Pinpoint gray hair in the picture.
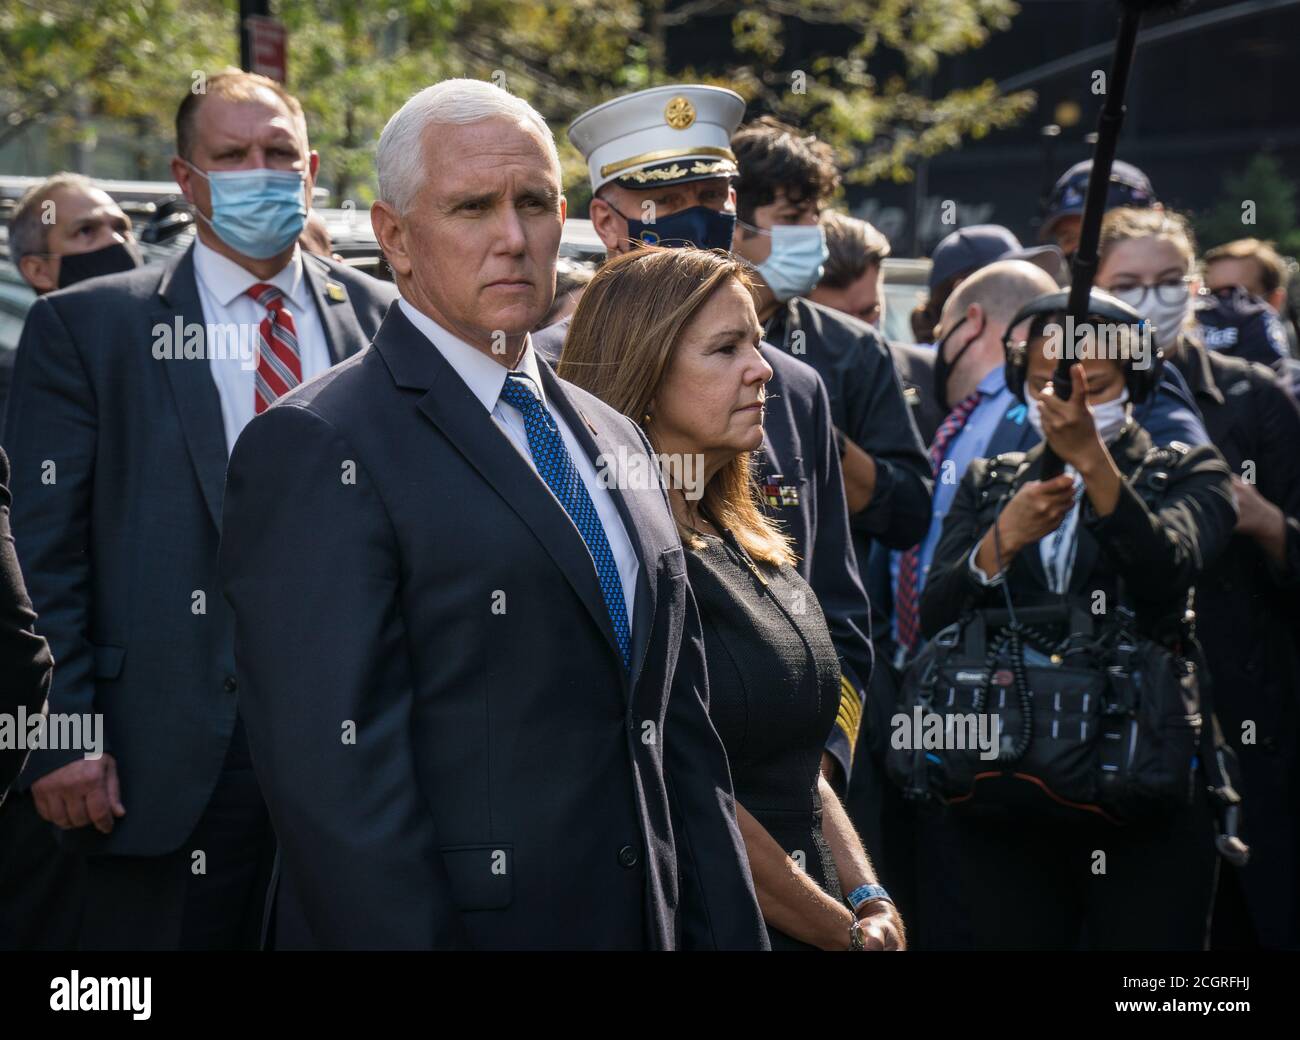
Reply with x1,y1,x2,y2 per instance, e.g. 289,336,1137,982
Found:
376,79,560,215
8,172,97,260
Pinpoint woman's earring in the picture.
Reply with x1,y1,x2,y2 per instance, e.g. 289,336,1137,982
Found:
642,411,652,425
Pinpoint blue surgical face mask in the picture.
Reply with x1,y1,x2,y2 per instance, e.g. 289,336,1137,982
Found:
612,203,736,252
185,160,307,260
739,220,829,301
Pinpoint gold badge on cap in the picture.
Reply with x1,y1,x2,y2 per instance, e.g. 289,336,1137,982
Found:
664,96,696,130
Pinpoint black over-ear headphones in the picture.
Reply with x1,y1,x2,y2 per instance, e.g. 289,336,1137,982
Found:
1002,289,1163,404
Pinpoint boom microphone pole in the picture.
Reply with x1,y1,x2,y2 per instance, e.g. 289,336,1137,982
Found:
1039,0,1185,481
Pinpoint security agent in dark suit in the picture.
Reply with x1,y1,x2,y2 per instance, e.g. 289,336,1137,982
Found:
1,70,395,950
538,84,875,787
219,79,766,950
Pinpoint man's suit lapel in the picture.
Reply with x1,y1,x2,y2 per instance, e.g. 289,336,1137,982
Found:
302,253,367,363
155,246,228,529
375,307,629,682
538,360,659,691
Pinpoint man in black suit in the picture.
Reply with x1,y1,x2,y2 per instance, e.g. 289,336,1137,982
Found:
218,78,766,950
1,70,394,950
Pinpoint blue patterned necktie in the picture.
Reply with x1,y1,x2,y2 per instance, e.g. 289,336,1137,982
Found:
499,372,631,668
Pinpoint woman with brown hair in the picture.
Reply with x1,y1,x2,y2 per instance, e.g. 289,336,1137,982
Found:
560,246,904,951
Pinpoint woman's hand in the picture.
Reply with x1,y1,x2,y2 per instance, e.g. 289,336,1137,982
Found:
996,475,1078,554
1037,363,1108,472
973,474,1075,578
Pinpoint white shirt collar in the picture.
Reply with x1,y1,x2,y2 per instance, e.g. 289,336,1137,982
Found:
397,296,544,413
192,238,311,310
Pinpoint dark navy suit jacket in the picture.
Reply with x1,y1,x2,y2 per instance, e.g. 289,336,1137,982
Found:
1,245,393,857
220,304,767,950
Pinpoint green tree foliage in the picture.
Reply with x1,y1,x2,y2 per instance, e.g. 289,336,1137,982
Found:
1197,154,1300,257
0,0,235,153
3,0,1034,208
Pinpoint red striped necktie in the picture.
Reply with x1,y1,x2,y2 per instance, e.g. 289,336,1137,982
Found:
247,282,303,414
894,390,981,655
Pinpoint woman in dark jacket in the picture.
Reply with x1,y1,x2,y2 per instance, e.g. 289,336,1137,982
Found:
919,291,1237,950
560,246,905,951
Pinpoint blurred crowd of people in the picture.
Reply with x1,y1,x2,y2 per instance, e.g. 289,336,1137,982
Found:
1,68,1296,952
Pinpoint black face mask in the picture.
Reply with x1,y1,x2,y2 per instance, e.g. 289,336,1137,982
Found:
932,314,983,411
56,240,143,289
607,202,737,252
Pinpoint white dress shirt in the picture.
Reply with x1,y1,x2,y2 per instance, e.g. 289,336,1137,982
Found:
193,239,334,454
398,297,640,628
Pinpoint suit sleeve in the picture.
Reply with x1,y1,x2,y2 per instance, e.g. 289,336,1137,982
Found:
845,330,933,549
219,404,467,949
661,577,769,950
1,297,101,783
806,371,873,783
0,449,54,796
1082,444,1236,597
1248,366,1300,588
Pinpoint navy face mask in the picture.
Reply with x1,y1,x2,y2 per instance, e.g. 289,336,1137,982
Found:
610,203,736,252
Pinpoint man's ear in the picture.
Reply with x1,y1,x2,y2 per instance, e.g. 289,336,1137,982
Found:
19,254,57,294
589,196,627,255
308,150,320,180
1268,287,1288,313
370,200,411,279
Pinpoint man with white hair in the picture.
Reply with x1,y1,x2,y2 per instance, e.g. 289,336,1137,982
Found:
219,79,767,950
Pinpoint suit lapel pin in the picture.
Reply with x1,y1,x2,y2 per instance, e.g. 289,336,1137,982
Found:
580,410,599,437
325,282,347,303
